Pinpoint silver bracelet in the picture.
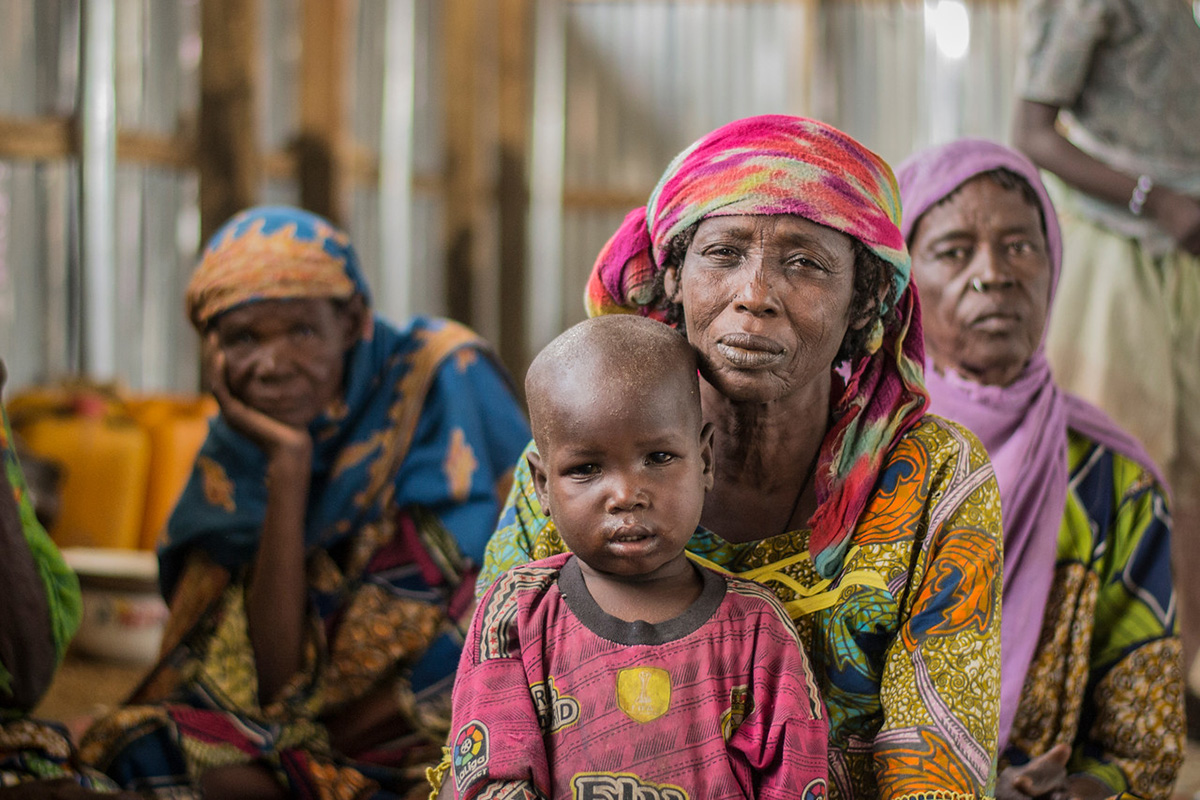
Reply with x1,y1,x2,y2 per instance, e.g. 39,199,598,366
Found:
1128,174,1154,216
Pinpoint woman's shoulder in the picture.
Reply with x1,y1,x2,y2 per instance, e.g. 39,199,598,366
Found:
890,413,995,476
1065,427,1167,505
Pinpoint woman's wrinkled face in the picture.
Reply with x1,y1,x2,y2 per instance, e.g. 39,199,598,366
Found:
666,214,859,404
910,176,1051,388
214,297,359,427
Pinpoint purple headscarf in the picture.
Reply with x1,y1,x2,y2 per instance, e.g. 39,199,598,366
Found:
896,139,1166,751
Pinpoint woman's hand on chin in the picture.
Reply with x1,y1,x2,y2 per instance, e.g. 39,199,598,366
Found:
205,333,312,461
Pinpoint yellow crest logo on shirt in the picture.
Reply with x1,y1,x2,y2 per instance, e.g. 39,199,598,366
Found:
616,667,671,723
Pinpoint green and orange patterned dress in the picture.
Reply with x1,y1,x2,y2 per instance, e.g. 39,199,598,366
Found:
475,416,1003,800
1004,430,1183,799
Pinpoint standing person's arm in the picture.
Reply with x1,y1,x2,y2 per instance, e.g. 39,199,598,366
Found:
206,343,312,706
1012,101,1200,254
1011,0,1200,254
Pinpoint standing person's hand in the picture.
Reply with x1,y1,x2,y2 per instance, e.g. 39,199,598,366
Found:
1146,188,1200,255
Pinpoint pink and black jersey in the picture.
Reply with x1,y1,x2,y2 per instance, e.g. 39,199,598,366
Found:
449,552,828,800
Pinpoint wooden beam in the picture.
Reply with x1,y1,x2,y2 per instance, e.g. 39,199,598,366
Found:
441,0,493,330
199,0,261,242
298,0,352,225
562,187,652,210
0,117,74,161
116,131,195,169
496,0,535,379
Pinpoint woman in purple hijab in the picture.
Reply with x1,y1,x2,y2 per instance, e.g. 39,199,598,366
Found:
897,140,1182,800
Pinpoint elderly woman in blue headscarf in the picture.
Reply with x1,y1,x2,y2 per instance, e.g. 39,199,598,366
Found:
80,207,531,800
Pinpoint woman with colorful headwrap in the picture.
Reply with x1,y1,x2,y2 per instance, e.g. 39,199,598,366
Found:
897,139,1182,800
78,207,531,799
431,115,1003,800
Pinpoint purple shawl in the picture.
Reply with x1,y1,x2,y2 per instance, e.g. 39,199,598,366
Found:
896,139,1166,750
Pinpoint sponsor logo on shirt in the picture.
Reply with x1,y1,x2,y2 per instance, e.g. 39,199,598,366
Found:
616,667,671,723
803,778,827,800
530,675,581,733
452,720,490,792
571,772,689,800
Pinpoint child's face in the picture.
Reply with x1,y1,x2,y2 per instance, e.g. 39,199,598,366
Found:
528,379,714,581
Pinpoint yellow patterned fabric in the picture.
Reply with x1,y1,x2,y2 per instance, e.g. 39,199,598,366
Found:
1005,430,1183,799
474,416,1003,800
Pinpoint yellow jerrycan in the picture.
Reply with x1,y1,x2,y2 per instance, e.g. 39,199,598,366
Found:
15,391,151,550
127,395,217,550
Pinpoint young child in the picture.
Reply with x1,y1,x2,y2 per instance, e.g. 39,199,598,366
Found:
447,315,828,800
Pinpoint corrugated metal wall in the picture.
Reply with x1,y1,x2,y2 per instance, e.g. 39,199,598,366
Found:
542,0,1020,345
0,0,1020,393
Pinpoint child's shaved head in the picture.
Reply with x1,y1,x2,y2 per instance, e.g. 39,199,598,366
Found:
526,316,700,451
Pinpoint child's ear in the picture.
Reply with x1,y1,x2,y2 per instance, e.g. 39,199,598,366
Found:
699,423,715,492
527,449,552,517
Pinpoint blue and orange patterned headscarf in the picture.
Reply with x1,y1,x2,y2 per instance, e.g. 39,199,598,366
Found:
186,206,371,331
586,115,928,578
163,207,530,598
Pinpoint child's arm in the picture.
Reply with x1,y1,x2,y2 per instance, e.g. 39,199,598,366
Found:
727,594,829,799
447,576,554,800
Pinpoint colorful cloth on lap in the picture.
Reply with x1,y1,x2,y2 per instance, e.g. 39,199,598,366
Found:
1,718,125,790
1005,430,1183,799
450,553,827,800
583,115,928,580
82,506,487,799
475,416,1002,800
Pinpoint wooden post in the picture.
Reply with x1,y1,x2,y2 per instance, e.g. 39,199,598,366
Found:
199,0,260,243
441,0,503,343
298,0,352,225
496,0,535,380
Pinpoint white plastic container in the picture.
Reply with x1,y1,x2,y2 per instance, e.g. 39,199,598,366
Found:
60,547,168,664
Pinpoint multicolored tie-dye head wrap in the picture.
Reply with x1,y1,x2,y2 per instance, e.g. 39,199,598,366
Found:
185,206,371,330
585,115,928,578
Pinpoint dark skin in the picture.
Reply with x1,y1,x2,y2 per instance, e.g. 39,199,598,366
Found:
0,358,58,714
663,214,867,542
1013,100,1200,255
525,326,715,623
199,295,366,800
911,176,1051,388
